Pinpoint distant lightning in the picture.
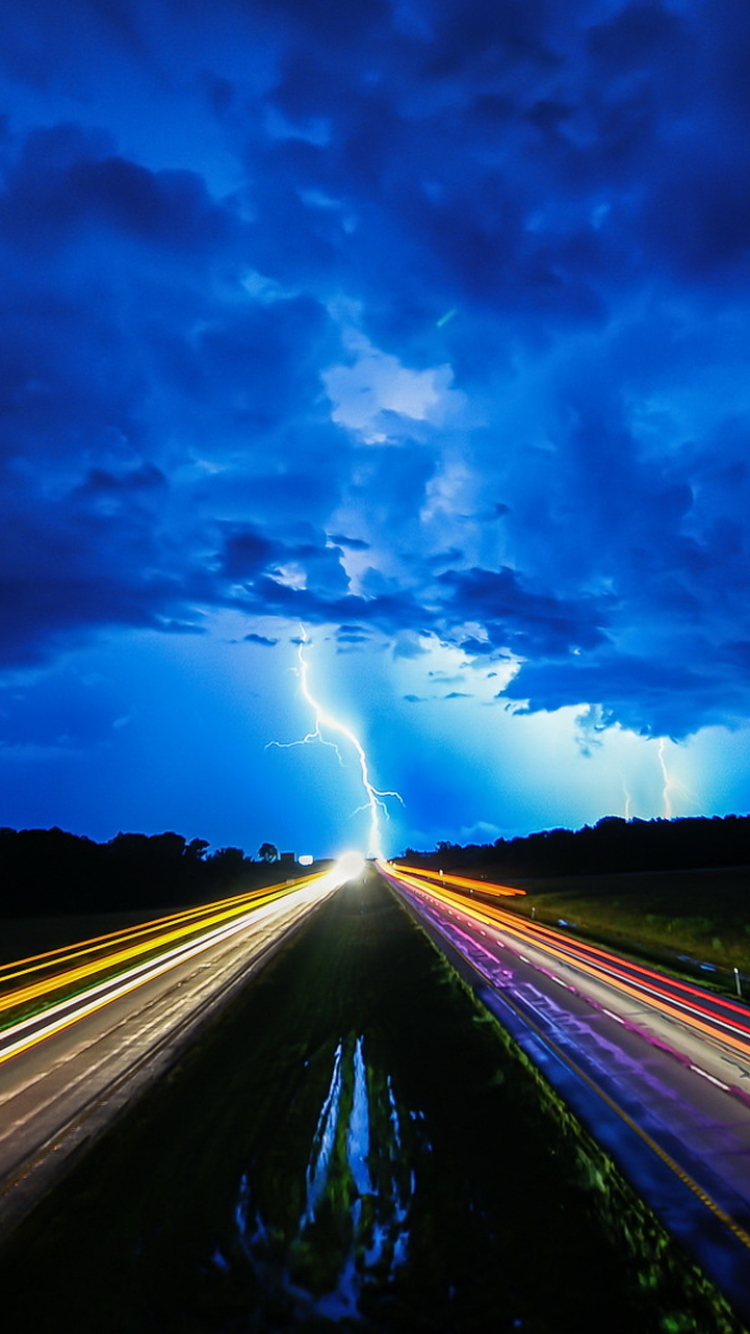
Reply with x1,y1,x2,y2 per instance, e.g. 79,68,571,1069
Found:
268,631,403,858
657,738,674,818
655,737,702,819
623,786,632,820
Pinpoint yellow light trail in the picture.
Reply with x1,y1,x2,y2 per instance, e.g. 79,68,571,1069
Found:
381,862,750,1062
381,863,750,1265
0,901,270,1067
396,864,525,898
0,878,307,987
0,874,324,1021
0,872,330,1045
0,857,360,1066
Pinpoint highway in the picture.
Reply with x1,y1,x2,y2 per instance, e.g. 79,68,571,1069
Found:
0,863,350,1237
380,860,750,1322
5,850,750,1318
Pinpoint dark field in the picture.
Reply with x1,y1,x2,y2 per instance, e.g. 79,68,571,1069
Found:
0,908,171,966
457,864,750,979
0,871,743,1333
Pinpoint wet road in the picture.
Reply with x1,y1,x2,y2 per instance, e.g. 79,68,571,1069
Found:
0,870,342,1237
380,860,750,1322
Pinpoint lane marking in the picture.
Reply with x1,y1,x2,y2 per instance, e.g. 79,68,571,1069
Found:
493,984,750,1253
602,1008,625,1025
690,1064,731,1092
0,899,325,1222
385,875,750,1256
389,870,750,1057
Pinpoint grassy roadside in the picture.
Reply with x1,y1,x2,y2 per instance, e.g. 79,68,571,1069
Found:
445,863,750,981
0,869,744,1333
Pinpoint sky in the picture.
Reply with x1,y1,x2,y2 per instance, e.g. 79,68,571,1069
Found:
1,0,749,860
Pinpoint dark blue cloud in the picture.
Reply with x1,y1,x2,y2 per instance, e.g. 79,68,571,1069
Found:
243,632,278,647
501,646,750,741
437,567,609,656
327,534,370,550
0,0,748,760
459,637,499,657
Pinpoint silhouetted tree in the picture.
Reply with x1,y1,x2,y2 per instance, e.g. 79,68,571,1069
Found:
258,842,279,863
185,838,210,861
0,828,291,918
206,846,247,883
401,815,750,878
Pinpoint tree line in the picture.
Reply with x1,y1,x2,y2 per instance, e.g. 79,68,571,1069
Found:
401,815,750,879
0,828,290,920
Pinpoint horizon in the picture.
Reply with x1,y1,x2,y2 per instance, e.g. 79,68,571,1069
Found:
3,808,746,868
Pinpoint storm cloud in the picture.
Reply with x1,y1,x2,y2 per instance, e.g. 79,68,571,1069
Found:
0,0,748,753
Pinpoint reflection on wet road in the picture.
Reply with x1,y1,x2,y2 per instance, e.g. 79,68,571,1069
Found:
224,1033,419,1322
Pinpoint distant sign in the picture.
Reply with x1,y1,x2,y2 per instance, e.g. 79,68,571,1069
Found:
298,854,314,866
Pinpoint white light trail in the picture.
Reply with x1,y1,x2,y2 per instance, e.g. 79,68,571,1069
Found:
269,632,403,858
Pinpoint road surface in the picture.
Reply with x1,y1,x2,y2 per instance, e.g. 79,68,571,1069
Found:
0,868,344,1237
380,860,750,1322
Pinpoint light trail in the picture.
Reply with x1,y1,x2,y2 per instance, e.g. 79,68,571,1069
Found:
0,902,273,1068
383,862,750,1061
380,861,750,1316
401,865,525,898
0,857,363,1057
0,880,304,988
270,632,403,858
0,876,322,1024
436,307,457,328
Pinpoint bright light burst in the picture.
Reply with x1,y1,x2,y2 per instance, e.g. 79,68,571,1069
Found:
333,850,367,883
269,631,403,858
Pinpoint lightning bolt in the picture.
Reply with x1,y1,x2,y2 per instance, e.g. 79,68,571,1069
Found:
655,737,702,819
623,786,632,820
657,738,674,819
268,631,403,858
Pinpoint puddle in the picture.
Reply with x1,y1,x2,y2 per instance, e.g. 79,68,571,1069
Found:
217,1033,423,1323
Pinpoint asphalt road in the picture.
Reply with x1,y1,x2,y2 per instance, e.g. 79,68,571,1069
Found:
0,873,340,1238
380,861,750,1322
